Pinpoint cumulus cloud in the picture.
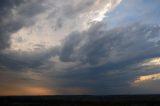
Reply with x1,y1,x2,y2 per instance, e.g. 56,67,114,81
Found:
0,0,46,51
7,0,121,53
39,23,160,94
60,23,160,66
1,0,160,95
2,21,160,94
0,0,123,95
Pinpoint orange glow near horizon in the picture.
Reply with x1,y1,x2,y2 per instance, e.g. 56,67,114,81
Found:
23,86,55,95
0,86,56,96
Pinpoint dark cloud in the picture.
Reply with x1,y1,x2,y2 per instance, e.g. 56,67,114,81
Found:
1,0,160,95
60,23,160,65
0,0,49,70
60,31,82,62
0,46,60,71
0,0,45,50
0,0,26,50
55,22,160,94
18,0,45,17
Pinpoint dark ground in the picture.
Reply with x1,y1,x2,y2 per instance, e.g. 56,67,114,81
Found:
0,95,160,106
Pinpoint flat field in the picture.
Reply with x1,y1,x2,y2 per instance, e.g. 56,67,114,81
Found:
0,95,160,106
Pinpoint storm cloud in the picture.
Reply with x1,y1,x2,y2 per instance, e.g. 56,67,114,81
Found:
0,0,46,50
0,0,160,95
49,22,160,94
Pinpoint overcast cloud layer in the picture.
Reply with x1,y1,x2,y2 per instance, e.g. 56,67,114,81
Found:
0,0,160,95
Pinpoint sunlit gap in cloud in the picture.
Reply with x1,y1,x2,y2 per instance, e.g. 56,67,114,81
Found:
141,57,160,66
90,0,122,22
134,73,160,84
133,57,160,84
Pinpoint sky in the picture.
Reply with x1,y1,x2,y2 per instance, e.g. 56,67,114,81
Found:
0,0,160,95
